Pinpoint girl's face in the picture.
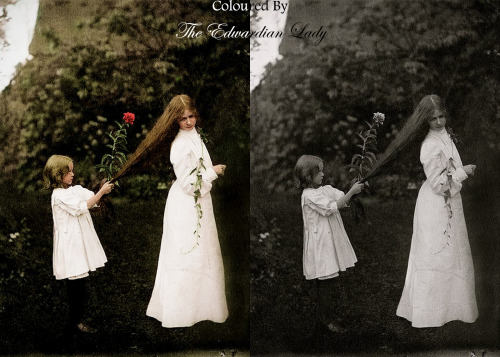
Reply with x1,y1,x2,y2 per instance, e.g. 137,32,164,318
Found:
178,109,197,131
429,109,447,131
311,162,324,188
62,162,74,188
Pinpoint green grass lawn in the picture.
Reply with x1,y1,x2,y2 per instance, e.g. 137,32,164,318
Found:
250,189,499,355
1,184,497,355
0,186,249,355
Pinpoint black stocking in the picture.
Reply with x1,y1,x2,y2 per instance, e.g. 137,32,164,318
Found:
66,278,87,327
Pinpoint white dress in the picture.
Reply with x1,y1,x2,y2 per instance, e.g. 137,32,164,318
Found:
51,185,107,280
396,128,478,327
146,128,228,327
301,185,357,280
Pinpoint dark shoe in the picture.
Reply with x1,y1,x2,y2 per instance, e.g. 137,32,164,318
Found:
76,322,97,333
325,322,346,333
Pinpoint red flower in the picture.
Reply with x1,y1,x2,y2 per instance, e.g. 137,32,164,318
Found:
123,112,135,125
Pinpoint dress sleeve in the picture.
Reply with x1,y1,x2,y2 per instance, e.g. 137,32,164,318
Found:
73,185,98,208
304,186,340,216
421,140,467,197
330,187,345,201
54,187,89,216
171,139,218,197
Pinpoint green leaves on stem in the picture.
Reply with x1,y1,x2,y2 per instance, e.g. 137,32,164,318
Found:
183,130,209,254
95,120,131,183
347,112,385,181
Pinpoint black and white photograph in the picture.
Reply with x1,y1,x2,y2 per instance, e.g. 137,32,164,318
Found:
251,0,500,356
0,0,249,355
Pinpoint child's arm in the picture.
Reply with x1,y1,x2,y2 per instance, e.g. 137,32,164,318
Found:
336,181,363,209
87,181,113,209
305,183,363,216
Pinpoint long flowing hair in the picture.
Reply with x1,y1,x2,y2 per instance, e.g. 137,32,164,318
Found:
112,94,199,182
362,94,448,181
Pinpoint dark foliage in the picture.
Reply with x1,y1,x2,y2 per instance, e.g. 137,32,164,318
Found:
0,186,249,354
1,0,249,195
251,0,500,192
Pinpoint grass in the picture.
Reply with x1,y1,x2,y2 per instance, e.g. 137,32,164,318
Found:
0,185,249,355
1,182,498,356
250,189,500,355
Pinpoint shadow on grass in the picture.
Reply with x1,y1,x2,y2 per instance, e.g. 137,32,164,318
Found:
0,185,249,355
250,189,499,355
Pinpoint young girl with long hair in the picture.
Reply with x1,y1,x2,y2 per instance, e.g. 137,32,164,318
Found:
143,95,229,327
385,95,478,327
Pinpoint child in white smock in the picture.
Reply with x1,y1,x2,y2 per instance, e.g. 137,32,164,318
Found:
43,154,114,333
294,154,363,333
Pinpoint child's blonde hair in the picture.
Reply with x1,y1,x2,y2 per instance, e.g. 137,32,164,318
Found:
294,155,323,189
43,155,73,189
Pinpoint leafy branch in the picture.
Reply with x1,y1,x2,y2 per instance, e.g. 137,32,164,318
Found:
432,157,456,255
95,112,135,183
182,129,209,254
347,112,385,181
345,112,385,222
431,127,460,255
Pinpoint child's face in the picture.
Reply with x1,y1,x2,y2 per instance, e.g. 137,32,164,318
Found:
62,162,74,187
429,109,446,131
311,162,324,187
178,109,197,131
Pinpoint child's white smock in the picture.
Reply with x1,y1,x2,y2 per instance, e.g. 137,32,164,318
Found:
51,185,107,280
301,185,357,280
146,128,228,328
396,128,478,327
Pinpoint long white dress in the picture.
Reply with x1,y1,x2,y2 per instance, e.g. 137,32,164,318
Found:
396,128,478,327
51,185,107,280
146,128,228,327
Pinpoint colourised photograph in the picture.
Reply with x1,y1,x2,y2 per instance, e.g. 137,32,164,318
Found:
0,0,249,355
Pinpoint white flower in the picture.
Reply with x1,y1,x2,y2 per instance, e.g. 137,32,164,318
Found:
373,112,385,125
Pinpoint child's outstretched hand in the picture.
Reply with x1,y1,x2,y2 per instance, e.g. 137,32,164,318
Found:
88,180,114,209
349,181,364,195
100,180,114,195
337,181,364,209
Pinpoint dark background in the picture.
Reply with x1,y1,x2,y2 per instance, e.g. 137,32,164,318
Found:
251,0,500,355
0,0,250,354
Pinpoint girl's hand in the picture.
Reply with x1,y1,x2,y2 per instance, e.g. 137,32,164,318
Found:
214,164,226,176
337,181,364,209
349,181,364,195
87,181,113,209
100,181,114,195
463,164,476,176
